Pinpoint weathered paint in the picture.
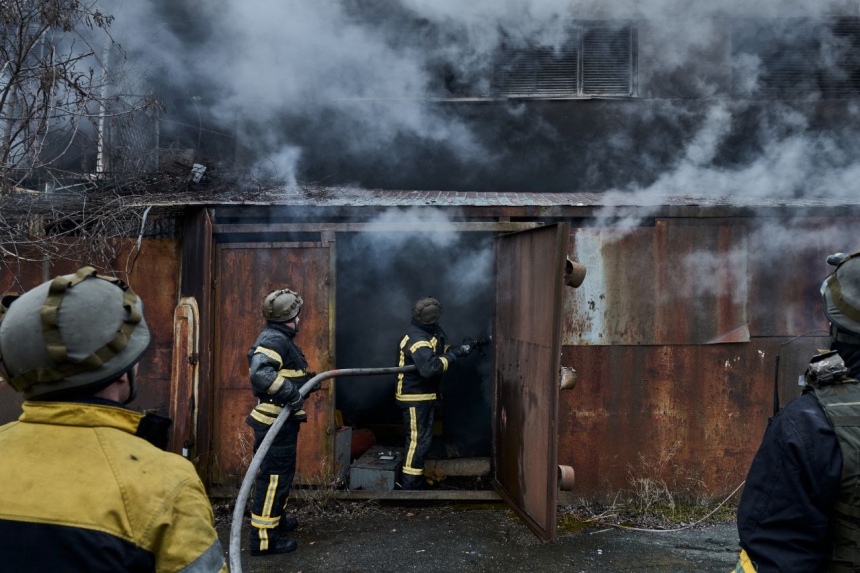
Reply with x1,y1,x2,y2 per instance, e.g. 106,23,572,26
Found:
212,242,334,487
557,332,835,499
494,224,568,542
180,208,214,481
565,221,749,345
0,239,181,422
169,297,199,457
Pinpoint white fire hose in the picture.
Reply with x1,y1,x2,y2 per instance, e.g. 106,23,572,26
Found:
228,365,417,572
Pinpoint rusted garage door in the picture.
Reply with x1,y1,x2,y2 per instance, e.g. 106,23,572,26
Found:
213,242,334,486
493,223,569,542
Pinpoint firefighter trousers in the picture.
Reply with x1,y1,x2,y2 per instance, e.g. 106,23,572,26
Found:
247,417,301,551
400,403,434,490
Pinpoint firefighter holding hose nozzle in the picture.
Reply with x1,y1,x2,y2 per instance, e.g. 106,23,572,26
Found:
395,296,474,490
245,288,320,556
733,250,860,572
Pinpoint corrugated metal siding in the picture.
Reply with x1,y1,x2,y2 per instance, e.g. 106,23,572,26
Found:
558,342,779,496
564,221,748,345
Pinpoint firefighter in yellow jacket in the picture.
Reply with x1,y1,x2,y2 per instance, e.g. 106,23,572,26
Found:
0,267,225,573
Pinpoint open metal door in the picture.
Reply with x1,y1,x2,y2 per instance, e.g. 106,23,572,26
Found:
493,223,569,542
213,241,335,486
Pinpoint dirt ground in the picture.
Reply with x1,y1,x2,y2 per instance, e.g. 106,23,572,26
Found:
216,502,740,573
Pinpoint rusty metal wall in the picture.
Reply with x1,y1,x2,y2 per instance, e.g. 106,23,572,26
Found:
213,242,334,488
565,221,750,345
494,224,568,542
0,239,181,423
558,217,860,498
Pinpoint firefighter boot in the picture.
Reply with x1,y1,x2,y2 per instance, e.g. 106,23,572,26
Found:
279,516,298,535
249,536,297,557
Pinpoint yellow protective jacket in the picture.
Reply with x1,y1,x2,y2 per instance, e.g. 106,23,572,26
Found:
0,401,227,573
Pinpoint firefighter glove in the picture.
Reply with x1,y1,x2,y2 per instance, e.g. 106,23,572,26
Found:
290,395,304,412
450,344,472,358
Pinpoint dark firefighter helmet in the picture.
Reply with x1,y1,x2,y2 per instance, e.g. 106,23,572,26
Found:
263,288,303,322
822,251,860,336
0,267,151,401
412,296,443,325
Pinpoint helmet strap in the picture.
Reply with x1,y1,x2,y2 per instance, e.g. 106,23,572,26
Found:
123,366,138,405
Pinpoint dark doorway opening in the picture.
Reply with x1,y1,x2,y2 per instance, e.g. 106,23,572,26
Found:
334,231,495,475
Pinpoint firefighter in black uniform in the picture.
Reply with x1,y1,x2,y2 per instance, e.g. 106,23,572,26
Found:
733,250,860,573
245,288,318,556
396,297,472,490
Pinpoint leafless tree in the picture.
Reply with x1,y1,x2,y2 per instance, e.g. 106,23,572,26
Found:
0,0,167,283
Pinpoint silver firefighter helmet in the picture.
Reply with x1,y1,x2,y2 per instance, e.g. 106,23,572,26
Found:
0,267,151,400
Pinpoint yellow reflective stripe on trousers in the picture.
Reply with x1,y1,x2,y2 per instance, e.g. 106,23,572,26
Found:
254,346,283,368
396,393,437,402
732,550,757,573
262,474,279,520
250,513,280,528
403,407,422,475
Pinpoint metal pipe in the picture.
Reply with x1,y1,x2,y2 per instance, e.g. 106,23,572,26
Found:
228,365,417,573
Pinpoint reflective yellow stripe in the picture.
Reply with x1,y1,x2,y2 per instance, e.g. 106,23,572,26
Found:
403,466,423,476
396,393,437,402
410,340,433,353
405,407,418,470
279,368,305,378
398,336,408,395
266,374,285,395
260,528,268,550
250,513,281,528
439,356,449,372
256,403,283,415
254,346,283,368
733,550,757,573
262,475,279,517
430,336,438,351
250,410,276,425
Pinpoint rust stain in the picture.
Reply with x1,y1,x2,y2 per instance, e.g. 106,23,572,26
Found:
213,243,334,486
558,342,782,498
494,224,567,542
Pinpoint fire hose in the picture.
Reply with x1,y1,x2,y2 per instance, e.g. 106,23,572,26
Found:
228,365,417,573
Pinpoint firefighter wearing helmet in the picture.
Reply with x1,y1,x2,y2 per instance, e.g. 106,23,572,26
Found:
733,251,860,572
395,296,472,490
245,288,319,556
0,267,225,572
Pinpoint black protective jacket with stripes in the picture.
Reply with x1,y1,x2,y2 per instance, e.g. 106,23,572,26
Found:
247,321,311,421
396,319,455,405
